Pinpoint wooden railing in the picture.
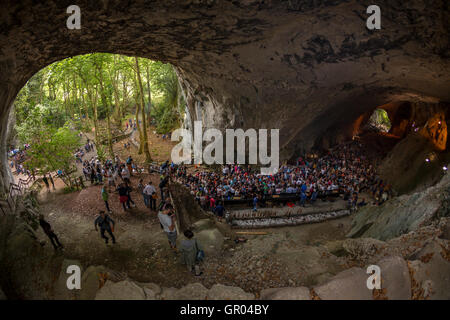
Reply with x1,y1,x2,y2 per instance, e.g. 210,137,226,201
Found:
0,174,41,215
0,182,23,215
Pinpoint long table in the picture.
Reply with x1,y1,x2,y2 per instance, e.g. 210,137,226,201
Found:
222,190,341,207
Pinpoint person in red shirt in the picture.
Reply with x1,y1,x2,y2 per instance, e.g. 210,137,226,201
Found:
209,197,216,211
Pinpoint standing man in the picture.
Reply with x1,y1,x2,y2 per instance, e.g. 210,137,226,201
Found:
252,194,258,212
138,179,146,206
144,181,157,210
158,203,177,250
101,185,112,213
126,155,133,176
121,165,131,185
39,214,63,250
159,175,169,201
42,174,50,192
49,174,56,190
94,211,116,244
214,201,225,222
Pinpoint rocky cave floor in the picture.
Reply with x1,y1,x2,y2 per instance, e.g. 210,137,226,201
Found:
34,174,450,299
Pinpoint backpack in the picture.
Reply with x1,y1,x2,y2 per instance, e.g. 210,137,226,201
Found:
195,240,205,262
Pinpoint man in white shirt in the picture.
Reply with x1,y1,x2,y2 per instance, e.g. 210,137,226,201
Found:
158,204,177,249
143,181,157,210
121,166,131,185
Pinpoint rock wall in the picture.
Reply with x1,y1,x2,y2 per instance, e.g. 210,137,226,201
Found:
1,0,450,191
348,169,450,241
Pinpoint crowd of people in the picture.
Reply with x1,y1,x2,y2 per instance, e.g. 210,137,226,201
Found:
75,140,95,163
37,136,394,279
172,141,392,212
8,144,32,176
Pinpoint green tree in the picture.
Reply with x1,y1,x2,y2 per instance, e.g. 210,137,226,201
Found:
24,124,81,187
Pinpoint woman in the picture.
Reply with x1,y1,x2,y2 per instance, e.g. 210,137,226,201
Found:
180,230,203,276
117,183,130,211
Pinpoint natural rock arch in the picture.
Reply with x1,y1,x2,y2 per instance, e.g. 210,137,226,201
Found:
1,0,450,192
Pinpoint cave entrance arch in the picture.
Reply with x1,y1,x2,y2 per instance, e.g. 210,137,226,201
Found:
1,1,450,194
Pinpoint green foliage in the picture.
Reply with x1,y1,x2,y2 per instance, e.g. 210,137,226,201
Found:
24,124,81,176
16,102,66,144
369,109,391,132
13,53,185,174
149,63,185,133
96,144,107,163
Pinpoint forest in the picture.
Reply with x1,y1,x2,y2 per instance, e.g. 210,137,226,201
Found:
11,53,185,180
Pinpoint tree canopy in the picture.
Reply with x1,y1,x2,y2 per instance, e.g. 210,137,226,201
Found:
12,53,185,169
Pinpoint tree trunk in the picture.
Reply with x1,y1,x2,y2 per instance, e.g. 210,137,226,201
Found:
134,88,143,155
96,66,114,159
145,64,152,123
134,57,152,163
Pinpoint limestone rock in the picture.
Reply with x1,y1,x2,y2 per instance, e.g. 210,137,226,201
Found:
407,240,450,300
195,228,224,256
207,284,255,300
1,1,450,192
343,238,386,261
79,265,108,300
159,287,179,300
172,283,209,300
348,173,450,241
139,282,162,296
53,259,82,300
95,280,146,300
313,267,373,300
260,287,311,300
377,256,411,300
143,288,157,300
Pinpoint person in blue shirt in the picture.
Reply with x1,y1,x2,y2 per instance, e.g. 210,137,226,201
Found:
299,192,307,207
215,202,225,221
253,195,258,211
301,183,307,194
94,211,116,244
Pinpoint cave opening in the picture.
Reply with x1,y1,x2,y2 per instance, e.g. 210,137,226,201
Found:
7,53,184,193
367,108,391,133
0,0,449,301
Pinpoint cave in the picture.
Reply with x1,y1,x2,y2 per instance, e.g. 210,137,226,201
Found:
1,0,450,302
1,0,450,192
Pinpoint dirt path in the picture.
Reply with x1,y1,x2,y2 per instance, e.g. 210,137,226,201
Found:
38,171,355,294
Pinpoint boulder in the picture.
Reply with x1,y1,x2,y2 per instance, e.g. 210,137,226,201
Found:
343,238,386,261
207,284,254,300
324,240,345,255
159,287,179,300
79,265,108,300
171,283,209,300
53,259,82,300
407,240,450,300
377,256,411,300
195,228,224,256
313,267,373,300
143,287,157,300
95,280,146,300
260,287,311,300
191,219,216,232
139,282,162,296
